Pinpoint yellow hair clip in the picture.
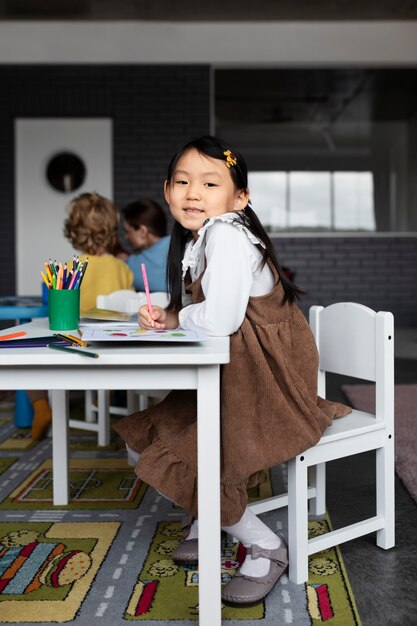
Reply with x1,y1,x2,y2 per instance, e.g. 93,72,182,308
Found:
223,150,237,168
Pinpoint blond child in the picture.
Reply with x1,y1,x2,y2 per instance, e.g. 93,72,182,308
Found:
64,192,134,311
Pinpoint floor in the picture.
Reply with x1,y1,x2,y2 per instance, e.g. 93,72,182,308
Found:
1,328,416,624
324,328,417,625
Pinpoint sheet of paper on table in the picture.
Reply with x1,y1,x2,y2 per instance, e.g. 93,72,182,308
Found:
80,327,206,342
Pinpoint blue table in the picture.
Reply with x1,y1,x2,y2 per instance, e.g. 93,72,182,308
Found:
0,296,48,426
0,296,48,324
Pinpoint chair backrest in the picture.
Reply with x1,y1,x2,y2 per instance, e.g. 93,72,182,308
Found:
96,290,169,315
309,302,394,424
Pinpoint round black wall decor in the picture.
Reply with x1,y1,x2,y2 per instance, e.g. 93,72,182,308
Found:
46,152,86,193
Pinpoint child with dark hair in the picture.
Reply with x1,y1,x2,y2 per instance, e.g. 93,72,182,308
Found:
114,136,350,605
122,198,170,292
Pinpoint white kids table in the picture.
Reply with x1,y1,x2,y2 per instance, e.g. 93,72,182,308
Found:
0,317,230,626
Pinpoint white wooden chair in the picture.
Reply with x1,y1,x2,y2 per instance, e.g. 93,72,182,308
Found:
70,290,170,445
81,387,169,446
70,389,142,446
96,289,170,315
248,302,395,583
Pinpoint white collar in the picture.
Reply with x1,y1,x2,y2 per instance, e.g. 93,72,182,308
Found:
182,211,264,277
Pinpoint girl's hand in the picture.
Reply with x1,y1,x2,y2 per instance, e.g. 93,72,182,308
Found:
138,305,180,330
138,305,166,330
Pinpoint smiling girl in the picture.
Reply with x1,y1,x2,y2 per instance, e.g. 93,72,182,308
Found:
114,136,350,605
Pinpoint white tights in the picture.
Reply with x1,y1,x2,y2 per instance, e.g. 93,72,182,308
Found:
126,446,279,577
184,511,280,577
126,444,139,467
222,509,281,577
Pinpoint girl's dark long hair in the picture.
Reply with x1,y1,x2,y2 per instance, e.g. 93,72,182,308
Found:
165,135,303,311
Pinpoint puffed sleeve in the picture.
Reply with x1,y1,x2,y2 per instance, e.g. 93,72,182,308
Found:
178,221,255,336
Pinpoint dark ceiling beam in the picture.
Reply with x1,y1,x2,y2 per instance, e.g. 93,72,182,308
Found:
1,0,417,21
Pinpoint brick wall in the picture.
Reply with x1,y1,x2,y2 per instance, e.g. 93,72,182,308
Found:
0,65,416,327
0,64,210,295
272,235,417,326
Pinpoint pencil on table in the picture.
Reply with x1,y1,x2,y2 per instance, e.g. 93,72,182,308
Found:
54,333,88,347
48,344,99,359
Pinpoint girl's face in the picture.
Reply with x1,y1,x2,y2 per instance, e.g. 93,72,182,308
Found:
164,148,249,239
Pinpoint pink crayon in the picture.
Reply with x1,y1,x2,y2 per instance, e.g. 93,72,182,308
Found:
141,263,154,327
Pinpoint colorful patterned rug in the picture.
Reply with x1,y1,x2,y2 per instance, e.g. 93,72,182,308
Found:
0,397,361,625
0,521,120,623
0,457,16,476
0,427,37,451
0,458,148,511
124,517,360,623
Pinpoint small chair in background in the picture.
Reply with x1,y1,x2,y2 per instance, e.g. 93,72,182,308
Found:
70,290,170,445
96,289,169,315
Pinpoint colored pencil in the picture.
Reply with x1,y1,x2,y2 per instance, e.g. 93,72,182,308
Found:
141,263,154,327
0,331,27,341
67,268,80,289
54,333,88,347
72,265,84,289
49,259,57,278
65,270,73,289
41,271,51,289
41,257,88,289
48,344,99,359
44,262,53,284
77,259,88,287
57,264,63,289
66,333,87,346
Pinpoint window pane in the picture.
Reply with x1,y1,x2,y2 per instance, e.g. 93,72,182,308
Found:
248,170,374,232
289,172,331,230
334,172,375,231
248,172,287,230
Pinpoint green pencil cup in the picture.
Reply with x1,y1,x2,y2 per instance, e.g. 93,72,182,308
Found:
48,289,80,331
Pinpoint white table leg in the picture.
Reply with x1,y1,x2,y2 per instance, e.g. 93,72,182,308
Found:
197,365,221,626
97,389,110,446
51,389,69,505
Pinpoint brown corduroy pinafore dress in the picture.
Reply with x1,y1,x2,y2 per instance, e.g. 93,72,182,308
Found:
113,267,351,525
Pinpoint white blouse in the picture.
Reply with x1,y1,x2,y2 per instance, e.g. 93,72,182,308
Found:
178,213,275,336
